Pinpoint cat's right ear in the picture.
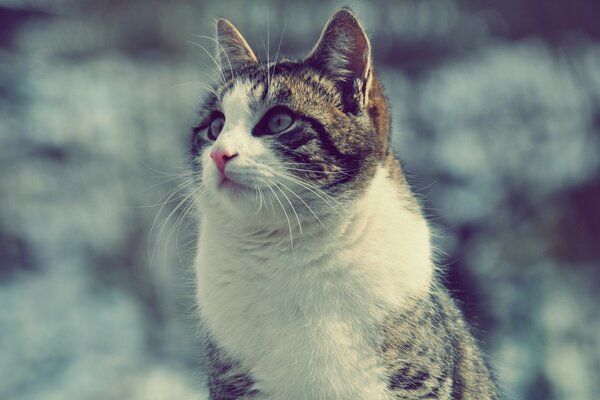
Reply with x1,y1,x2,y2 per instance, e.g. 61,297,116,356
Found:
306,8,372,113
216,19,258,80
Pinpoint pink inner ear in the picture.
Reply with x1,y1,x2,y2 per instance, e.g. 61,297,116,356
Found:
308,9,371,82
342,28,370,78
216,19,258,78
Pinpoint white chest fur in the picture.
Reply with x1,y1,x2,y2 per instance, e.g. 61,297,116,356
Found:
195,167,433,399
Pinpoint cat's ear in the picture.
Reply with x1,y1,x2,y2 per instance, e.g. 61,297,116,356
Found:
307,8,372,111
216,18,258,79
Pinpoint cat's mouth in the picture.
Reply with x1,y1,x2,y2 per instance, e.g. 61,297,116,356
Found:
217,176,254,193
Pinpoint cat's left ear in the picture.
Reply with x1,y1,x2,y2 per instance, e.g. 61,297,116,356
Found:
307,8,372,112
216,18,258,80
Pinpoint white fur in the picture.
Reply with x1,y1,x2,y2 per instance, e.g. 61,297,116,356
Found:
194,82,433,399
196,176,432,399
200,81,280,214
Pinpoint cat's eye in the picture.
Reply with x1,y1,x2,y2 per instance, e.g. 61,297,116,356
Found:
252,107,297,137
266,111,294,134
208,115,225,140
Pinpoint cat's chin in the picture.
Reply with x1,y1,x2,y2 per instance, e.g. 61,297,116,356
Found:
203,181,263,216
217,176,254,194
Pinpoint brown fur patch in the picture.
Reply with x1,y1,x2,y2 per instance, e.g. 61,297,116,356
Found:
380,285,499,399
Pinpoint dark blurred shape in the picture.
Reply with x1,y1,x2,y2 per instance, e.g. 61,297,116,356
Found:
0,232,34,278
0,5,50,49
545,178,600,264
463,0,600,42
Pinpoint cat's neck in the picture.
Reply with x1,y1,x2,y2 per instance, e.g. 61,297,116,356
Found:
198,164,433,299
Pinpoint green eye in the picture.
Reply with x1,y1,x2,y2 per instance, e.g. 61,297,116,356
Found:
208,116,225,140
267,111,294,134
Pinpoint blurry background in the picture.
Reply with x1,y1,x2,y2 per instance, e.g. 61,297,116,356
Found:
1,0,599,399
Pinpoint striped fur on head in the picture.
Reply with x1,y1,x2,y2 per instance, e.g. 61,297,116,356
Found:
191,8,391,214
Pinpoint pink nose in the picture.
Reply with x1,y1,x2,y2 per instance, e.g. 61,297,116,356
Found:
210,149,238,174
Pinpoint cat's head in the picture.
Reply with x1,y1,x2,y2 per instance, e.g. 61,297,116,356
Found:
191,8,390,219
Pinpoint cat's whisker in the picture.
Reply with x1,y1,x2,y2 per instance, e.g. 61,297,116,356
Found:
145,169,196,180
267,12,270,100
146,182,194,250
162,186,203,274
192,34,235,81
148,182,189,263
131,178,194,210
151,181,202,266
134,186,195,210
279,161,357,178
265,181,295,256
143,173,197,193
187,40,227,84
151,183,195,236
274,183,302,235
286,174,344,207
275,172,342,208
174,188,202,259
165,191,196,270
257,15,273,101
273,170,346,215
275,178,330,233
141,161,195,177
175,80,221,97
250,177,263,216
270,20,287,85
251,182,260,215
145,178,196,210
257,177,277,214
281,166,351,178
256,184,264,216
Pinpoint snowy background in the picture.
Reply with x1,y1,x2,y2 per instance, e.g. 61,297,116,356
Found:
1,1,599,399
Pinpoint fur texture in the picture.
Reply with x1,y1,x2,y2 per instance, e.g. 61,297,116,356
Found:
190,8,498,400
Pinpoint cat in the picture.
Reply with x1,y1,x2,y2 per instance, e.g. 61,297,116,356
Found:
190,7,498,400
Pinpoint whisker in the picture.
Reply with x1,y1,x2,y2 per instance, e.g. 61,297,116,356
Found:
275,178,330,233
278,161,357,178
187,40,226,84
143,174,196,193
271,20,287,85
257,177,276,214
266,182,295,256
144,178,196,209
166,190,198,270
274,171,345,212
267,11,270,99
275,183,302,235
175,80,221,97
151,182,203,266
250,177,263,216
281,167,349,177
141,161,194,177
243,158,353,177
192,34,235,81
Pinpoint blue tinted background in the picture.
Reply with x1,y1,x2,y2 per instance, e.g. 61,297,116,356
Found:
1,1,599,399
